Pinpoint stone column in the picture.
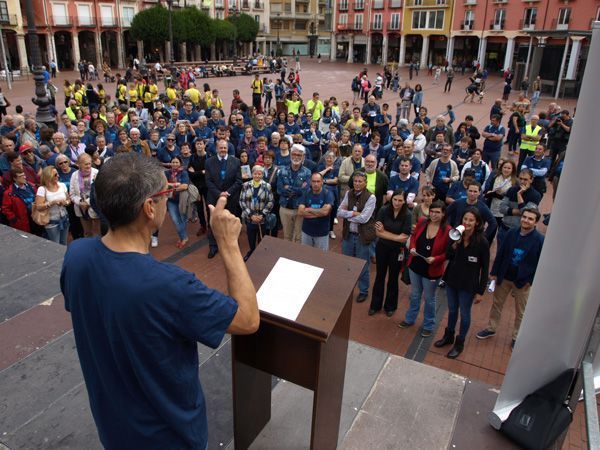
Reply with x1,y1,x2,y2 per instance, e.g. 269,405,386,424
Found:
347,35,354,63
116,32,125,69
399,34,406,66
48,33,59,72
165,42,171,62
566,36,584,80
210,43,216,61
136,40,143,60
180,42,187,62
528,39,544,81
382,35,388,66
195,44,202,61
72,33,81,69
16,34,27,71
445,36,454,65
503,37,515,71
330,32,336,61
366,34,372,65
420,35,429,68
96,32,103,68
477,36,487,68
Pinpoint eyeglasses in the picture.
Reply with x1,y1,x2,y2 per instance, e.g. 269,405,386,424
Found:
150,188,175,199
58,161,70,165
166,138,175,141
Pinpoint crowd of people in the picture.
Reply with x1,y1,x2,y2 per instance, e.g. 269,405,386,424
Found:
0,58,571,359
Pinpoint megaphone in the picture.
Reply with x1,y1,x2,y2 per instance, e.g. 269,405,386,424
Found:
449,225,465,241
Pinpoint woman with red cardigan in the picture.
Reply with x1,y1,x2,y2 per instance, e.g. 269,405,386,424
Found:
398,200,450,337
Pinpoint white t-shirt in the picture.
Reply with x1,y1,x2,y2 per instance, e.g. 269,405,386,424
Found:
37,183,69,221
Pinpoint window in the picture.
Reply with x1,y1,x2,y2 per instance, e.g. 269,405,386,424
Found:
0,1,8,22
373,0,384,8
339,13,348,25
390,0,402,6
340,0,348,10
355,0,364,9
493,9,505,27
122,6,135,27
354,13,363,29
412,10,443,29
373,13,382,29
215,0,224,8
100,5,113,26
52,3,69,25
390,12,400,29
77,4,92,26
464,10,474,26
557,8,570,25
524,8,536,27
436,0,446,5
413,0,423,5
216,10,223,18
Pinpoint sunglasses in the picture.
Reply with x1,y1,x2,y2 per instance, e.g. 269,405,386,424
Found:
166,138,175,141
150,187,176,199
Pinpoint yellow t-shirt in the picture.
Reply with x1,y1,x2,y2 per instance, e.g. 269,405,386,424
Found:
366,172,376,194
128,89,138,103
118,85,127,102
185,88,201,105
73,90,83,105
149,84,159,101
306,99,324,121
285,99,301,115
64,85,73,98
251,79,263,95
166,87,177,104
345,118,365,134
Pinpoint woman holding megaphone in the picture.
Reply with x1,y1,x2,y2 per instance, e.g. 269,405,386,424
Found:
435,207,490,359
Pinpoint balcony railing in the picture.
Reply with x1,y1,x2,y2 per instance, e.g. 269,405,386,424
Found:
270,4,292,15
0,14,17,26
460,20,474,30
390,0,402,6
489,19,504,30
552,17,570,30
373,0,384,8
122,17,133,27
407,0,450,7
100,17,117,27
492,0,507,3
389,20,401,30
337,22,363,31
464,0,477,4
520,19,535,30
339,2,349,10
52,15,73,27
354,1,365,10
254,1,263,9
77,16,95,27
214,0,224,9
371,20,383,30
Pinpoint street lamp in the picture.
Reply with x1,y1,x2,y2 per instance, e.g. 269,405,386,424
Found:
167,0,175,66
24,0,55,129
276,12,281,53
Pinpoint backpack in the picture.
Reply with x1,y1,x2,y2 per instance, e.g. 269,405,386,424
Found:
351,77,359,92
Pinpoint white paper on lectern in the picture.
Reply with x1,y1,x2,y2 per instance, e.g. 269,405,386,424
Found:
256,257,324,321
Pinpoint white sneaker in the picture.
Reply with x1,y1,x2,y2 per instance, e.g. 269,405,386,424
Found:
329,231,336,239
334,218,339,225
151,236,158,248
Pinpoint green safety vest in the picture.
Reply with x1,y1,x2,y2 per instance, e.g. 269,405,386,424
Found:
520,124,542,152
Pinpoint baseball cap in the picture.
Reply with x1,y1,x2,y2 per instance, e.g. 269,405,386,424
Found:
18,143,33,154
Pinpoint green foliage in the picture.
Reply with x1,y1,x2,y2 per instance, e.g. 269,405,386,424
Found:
129,6,170,45
226,13,259,43
213,19,236,42
173,7,215,46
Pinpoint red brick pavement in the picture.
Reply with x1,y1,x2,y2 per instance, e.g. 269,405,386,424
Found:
0,58,586,447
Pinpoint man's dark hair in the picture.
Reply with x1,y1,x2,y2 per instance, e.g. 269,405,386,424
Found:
465,115,474,121
467,181,482,191
398,157,412,166
94,153,165,230
491,114,501,122
522,206,541,222
520,168,534,179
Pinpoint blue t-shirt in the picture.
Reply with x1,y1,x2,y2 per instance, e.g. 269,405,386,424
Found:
433,160,452,195
447,181,467,201
300,189,334,237
388,174,419,195
483,124,505,153
61,238,237,449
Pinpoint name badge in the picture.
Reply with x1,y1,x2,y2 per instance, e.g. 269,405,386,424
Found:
468,256,478,263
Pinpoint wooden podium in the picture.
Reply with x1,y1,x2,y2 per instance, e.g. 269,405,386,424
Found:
232,237,365,449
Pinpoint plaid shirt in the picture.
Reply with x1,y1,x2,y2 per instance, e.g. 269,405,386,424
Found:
239,180,274,222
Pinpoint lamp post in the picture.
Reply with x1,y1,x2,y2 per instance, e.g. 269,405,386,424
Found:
167,0,175,65
276,12,281,53
230,5,239,58
24,0,55,128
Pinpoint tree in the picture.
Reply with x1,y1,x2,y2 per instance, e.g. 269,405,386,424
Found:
129,6,170,48
226,13,259,43
213,19,236,42
173,7,215,47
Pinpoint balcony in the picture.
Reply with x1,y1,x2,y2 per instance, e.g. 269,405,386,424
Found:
295,9,312,18
390,0,402,6
464,0,477,4
270,3,292,15
406,0,450,8
520,19,535,30
100,17,117,27
337,22,363,32
52,15,73,27
489,20,504,30
373,0,384,8
0,14,17,26
254,1,263,9
240,0,250,9
371,20,383,30
354,1,365,10
122,16,133,27
492,0,507,3
214,0,225,9
552,17,570,30
77,16,95,27
388,20,401,30
460,20,473,30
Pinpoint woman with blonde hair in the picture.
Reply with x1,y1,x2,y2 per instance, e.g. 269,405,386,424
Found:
35,166,70,244
70,153,100,237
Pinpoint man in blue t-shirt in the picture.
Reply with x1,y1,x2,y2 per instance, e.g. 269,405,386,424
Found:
298,172,333,251
61,153,258,450
386,157,419,207
481,114,505,169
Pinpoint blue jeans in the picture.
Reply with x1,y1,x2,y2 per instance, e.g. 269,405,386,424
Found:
301,232,329,251
482,149,500,170
341,233,370,295
45,216,69,245
405,269,438,331
445,285,475,339
167,200,188,240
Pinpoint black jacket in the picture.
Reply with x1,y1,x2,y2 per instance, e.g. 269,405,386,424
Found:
443,235,490,295
205,155,242,214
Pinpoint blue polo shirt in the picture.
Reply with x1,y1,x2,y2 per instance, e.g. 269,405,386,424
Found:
300,189,334,237
483,124,505,154
61,238,237,449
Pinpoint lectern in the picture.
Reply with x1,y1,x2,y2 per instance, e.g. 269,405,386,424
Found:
232,237,365,449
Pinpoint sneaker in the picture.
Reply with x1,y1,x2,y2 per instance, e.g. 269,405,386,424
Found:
421,329,432,338
398,320,414,329
438,280,446,288
151,236,158,248
475,329,496,340
329,231,336,239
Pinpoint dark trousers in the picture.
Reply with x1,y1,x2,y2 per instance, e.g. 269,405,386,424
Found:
252,93,262,113
370,244,402,313
67,203,83,239
444,79,453,92
195,192,209,228
445,285,474,339
246,221,266,253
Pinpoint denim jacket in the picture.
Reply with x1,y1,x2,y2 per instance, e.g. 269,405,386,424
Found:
277,165,311,209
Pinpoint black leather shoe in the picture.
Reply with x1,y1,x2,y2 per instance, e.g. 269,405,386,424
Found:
208,248,218,259
446,337,464,359
368,308,377,316
385,310,395,317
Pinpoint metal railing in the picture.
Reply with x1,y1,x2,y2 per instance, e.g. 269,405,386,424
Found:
52,15,73,27
461,20,474,30
489,19,505,30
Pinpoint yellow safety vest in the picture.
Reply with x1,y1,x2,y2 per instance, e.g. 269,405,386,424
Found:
520,124,542,152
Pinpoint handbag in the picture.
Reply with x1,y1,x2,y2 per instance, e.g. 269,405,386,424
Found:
31,190,50,226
